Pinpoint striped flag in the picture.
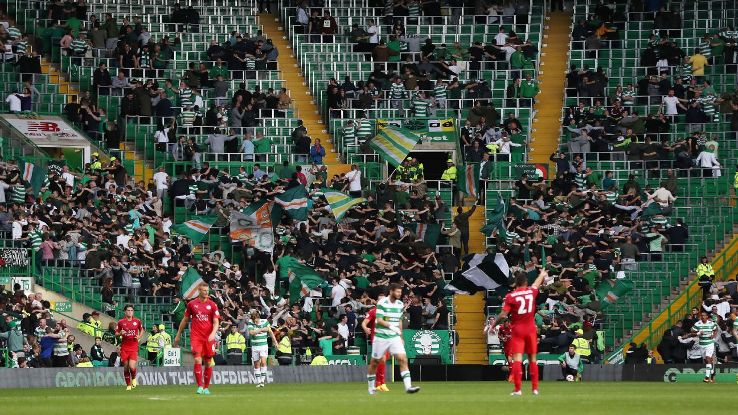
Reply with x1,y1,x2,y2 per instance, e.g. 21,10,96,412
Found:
458,163,480,199
18,161,47,196
321,188,366,222
171,216,217,244
180,267,204,300
274,186,309,221
369,126,419,166
403,222,441,247
229,200,274,252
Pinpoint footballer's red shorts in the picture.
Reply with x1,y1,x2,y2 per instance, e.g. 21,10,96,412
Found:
120,347,139,362
508,330,538,356
190,337,216,359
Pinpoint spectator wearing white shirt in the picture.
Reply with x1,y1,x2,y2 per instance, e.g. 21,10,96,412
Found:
493,134,523,159
337,314,350,347
0,179,9,203
660,89,687,117
367,20,379,44
5,92,21,112
695,147,721,178
647,186,676,207
494,27,508,46
151,166,169,198
61,165,75,187
344,164,362,198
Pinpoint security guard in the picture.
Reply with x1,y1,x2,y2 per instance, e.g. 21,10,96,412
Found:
146,324,162,365
571,329,591,362
441,159,457,181
412,158,424,181
275,327,293,365
225,324,246,365
441,159,458,204
158,324,172,349
396,157,411,182
696,256,715,279
90,152,102,173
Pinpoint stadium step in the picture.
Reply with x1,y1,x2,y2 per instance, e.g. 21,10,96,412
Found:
258,13,351,179
453,292,488,364
39,57,153,182
453,205,487,255
529,11,572,168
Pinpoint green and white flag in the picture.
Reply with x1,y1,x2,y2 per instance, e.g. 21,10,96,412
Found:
404,222,441,247
481,194,507,238
458,163,480,199
321,188,365,222
229,200,274,252
369,126,419,166
596,278,634,309
180,267,205,300
281,257,326,304
18,161,47,196
274,186,309,221
171,215,217,244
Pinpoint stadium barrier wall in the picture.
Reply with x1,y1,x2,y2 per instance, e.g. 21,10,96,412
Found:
0,365,367,389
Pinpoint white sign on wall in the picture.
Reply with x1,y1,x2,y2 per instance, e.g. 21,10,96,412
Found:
163,348,181,367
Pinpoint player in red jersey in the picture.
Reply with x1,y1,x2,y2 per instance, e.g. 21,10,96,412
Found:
497,269,547,396
174,282,221,395
360,292,389,392
116,304,143,391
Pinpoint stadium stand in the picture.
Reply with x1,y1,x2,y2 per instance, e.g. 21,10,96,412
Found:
1,0,738,372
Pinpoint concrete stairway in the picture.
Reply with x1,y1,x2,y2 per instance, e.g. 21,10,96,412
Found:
529,11,572,168
258,13,352,179
453,292,488,364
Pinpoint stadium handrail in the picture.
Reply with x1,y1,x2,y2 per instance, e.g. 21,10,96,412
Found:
606,228,738,363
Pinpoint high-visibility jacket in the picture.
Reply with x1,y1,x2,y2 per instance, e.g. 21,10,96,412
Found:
310,355,328,365
441,165,457,181
733,172,738,189
277,336,292,354
571,337,591,357
696,263,715,278
146,333,161,353
159,331,172,348
225,332,246,352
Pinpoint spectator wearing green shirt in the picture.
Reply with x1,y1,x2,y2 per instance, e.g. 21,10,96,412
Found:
519,74,539,107
209,58,229,81
253,131,272,162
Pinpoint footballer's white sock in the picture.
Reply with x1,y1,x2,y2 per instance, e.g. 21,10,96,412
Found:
260,366,267,384
706,364,713,378
367,374,376,391
401,370,412,390
254,367,261,384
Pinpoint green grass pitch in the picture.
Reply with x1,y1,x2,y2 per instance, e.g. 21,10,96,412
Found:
0,381,732,414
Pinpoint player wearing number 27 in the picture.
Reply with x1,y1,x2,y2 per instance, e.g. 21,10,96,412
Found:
497,269,548,396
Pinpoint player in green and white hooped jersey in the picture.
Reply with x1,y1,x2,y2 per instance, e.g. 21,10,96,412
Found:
248,310,276,388
691,311,717,382
367,283,420,395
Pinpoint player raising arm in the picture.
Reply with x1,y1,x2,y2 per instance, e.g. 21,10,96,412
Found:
116,304,144,391
496,269,547,396
174,283,221,395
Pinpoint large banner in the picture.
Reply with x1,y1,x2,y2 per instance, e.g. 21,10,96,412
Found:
488,353,562,366
0,366,366,389
377,118,457,143
403,329,452,364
